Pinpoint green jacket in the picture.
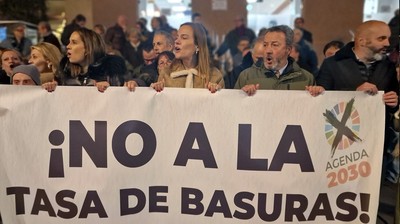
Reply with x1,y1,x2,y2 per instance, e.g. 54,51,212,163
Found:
234,58,315,90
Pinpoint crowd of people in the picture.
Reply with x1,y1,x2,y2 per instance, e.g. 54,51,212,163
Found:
0,9,399,222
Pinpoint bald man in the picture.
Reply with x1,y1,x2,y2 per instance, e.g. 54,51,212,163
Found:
308,20,398,109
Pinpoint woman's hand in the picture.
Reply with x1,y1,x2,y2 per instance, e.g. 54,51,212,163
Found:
124,80,138,92
207,82,221,93
150,79,165,92
95,81,110,93
42,80,58,92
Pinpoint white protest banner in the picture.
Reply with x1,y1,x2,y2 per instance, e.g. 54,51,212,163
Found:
0,86,385,223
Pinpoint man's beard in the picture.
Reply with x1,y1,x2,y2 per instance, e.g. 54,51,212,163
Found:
265,58,281,71
366,42,387,62
372,52,385,61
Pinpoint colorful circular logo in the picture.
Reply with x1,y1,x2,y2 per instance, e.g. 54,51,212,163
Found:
324,101,361,151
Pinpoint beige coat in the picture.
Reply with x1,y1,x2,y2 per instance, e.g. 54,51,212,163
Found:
158,60,224,88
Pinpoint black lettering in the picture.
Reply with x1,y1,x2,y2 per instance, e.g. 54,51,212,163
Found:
174,123,218,168
181,187,204,215
79,191,108,218
335,192,357,221
269,125,314,172
149,186,168,213
112,120,157,167
31,189,56,217
233,191,255,220
120,188,146,216
70,121,107,168
6,187,30,215
205,190,232,218
258,193,282,221
56,190,78,219
308,193,334,221
285,194,307,222
237,124,268,170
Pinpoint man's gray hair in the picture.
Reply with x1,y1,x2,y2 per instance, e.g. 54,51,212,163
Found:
154,30,175,47
265,25,294,47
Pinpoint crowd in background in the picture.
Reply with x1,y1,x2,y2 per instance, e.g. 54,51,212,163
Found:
0,8,399,222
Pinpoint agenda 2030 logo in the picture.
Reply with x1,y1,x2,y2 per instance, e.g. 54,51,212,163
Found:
323,98,371,189
323,98,362,157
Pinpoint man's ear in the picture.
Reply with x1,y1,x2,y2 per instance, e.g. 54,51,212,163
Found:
357,37,366,47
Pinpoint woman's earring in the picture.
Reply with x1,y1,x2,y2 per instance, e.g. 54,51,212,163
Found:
195,47,199,54
48,63,52,69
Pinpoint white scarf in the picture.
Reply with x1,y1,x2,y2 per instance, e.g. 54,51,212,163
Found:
170,68,198,88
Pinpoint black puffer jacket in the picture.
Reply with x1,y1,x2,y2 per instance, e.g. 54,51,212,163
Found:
59,54,127,86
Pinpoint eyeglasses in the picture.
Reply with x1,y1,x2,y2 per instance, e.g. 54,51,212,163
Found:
158,59,171,67
15,29,25,33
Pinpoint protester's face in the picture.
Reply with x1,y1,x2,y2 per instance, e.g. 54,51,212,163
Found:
234,17,244,28
237,40,250,53
153,34,172,56
263,31,290,70
364,24,390,61
324,46,340,58
151,18,160,31
129,32,140,44
29,49,48,73
174,25,196,61
251,42,265,63
135,23,142,31
93,27,104,35
143,50,156,65
294,18,303,29
289,48,300,61
66,32,86,65
13,26,25,39
12,73,36,85
1,51,22,75
77,21,86,27
293,29,302,43
157,54,172,70
118,16,128,28
171,30,178,40
38,24,47,36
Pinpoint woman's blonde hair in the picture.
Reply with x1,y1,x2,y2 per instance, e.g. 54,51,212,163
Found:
179,22,211,83
31,42,62,76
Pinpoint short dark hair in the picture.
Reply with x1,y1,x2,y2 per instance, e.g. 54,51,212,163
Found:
142,40,154,53
156,50,175,65
295,17,305,23
139,17,147,26
38,21,51,31
74,14,86,23
323,40,344,55
191,12,201,22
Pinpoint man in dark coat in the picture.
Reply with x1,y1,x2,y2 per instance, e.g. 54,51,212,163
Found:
294,17,313,44
38,21,61,50
105,15,128,53
215,16,256,57
311,20,398,104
